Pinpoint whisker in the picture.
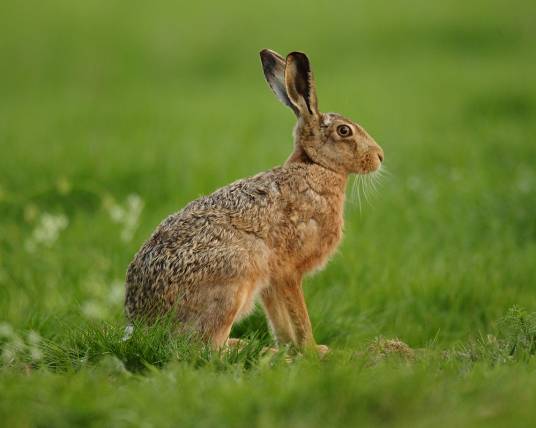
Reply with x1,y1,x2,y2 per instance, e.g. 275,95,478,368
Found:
349,177,355,203
348,168,387,212
367,175,377,207
356,176,363,213
361,175,372,207
368,173,379,193
350,175,362,213
374,170,384,187
378,165,392,177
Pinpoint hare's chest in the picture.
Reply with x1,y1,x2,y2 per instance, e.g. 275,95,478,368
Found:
288,201,344,274
304,217,343,270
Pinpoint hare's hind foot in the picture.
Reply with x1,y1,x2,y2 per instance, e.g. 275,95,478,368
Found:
225,339,328,357
223,338,279,355
315,344,330,358
224,338,278,355
223,339,327,364
224,338,285,359
224,338,248,351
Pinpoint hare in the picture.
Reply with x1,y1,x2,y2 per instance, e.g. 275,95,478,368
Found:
124,49,384,354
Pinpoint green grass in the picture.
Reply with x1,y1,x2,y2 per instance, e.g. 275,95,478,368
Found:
1,0,536,426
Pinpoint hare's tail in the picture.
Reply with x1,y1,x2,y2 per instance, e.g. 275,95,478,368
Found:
122,324,134,342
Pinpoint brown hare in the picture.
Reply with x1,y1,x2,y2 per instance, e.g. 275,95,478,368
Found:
124,49,384,354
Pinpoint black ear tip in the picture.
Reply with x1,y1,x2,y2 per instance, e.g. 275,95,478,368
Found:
260,52,277,72
287,52,311,70
287,51,309,60
260,49,282,69
287,52,311,76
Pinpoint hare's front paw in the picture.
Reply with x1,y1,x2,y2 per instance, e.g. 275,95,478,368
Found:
316,344,330,357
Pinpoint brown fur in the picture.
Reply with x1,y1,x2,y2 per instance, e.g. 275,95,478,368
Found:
124,50,384,352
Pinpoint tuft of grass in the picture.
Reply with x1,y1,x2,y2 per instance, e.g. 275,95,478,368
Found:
455,306,536,367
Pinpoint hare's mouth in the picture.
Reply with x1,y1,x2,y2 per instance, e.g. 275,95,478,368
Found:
356,152,384,175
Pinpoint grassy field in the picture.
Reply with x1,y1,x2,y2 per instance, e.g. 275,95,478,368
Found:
1,0,536,426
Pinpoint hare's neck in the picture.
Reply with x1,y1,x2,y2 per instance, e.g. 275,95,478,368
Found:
286,145,348,185
309,164,348,198
285,145,313,165
286,149,348,194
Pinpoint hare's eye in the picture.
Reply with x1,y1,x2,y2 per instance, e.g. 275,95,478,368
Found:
336,125,352,138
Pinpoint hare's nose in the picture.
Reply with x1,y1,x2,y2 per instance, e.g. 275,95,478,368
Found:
377,152,384,163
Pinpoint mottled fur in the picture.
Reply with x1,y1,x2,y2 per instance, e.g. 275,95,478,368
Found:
125,50,384,352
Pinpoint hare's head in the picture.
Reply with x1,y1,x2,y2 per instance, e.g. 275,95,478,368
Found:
260,49,384,175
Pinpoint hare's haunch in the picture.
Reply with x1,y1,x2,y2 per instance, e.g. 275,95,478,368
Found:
125,50,384,353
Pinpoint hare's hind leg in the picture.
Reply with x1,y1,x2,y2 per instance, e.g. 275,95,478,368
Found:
193,279,257,349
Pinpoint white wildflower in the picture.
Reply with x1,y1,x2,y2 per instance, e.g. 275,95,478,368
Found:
26,331,43,363
26,330,41,346
104,194,144,242
25,212,69,252
80,276,124,321
108,280,124,305
8,336,26,353
81,299,108,320
2,347,16,365
2,335,26,365
0,322,14,338
0,326,45,366
81,274,107,300
121,194,144,242
29,347,43,362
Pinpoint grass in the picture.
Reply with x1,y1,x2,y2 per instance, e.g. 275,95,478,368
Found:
1,0,535,426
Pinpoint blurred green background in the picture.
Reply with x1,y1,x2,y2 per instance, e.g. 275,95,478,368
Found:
1,0,535,426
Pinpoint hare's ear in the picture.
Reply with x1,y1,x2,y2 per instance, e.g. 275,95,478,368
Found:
284,52,319,119
260,49,299,116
